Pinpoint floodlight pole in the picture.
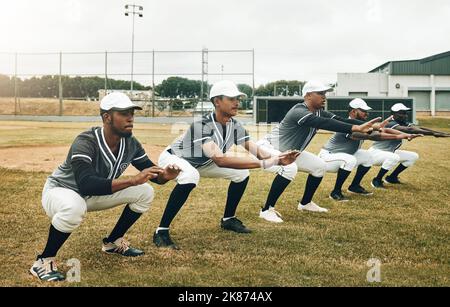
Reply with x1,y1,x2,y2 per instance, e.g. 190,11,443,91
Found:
125,4,143,92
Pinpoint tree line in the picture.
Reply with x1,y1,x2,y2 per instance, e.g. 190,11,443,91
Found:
0,74,305,99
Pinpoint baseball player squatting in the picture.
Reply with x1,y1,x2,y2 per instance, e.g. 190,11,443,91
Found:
369,103,450,188
319,98,419,202
153,80,300,249
30,93,181,282
256,81,384,223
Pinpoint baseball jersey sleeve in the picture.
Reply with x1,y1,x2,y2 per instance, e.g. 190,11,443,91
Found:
131,138,156,171
234,121,251,146
70,135,96,164
301,112,354,134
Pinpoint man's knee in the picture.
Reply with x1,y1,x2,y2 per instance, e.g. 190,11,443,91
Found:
231,169,250,183
342,155,357,171
280,163,297,181
129,184,154,214
311,159,327,177
402,152,419,167
177,168,200,185
52,202,87,233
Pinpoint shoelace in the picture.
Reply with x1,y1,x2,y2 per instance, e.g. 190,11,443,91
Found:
115,239,130,253
41,259,58,275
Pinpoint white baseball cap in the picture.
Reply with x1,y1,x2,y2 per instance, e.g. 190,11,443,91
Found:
302,80,333,97
209,80,247,100
100,92,142,111
349,98,372,111
391,103,411,112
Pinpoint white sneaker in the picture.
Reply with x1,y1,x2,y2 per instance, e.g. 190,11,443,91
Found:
259,207,283,223
30,257,65,282
298,202,329,213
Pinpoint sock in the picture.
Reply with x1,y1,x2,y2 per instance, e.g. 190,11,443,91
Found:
300,175,323,206
332,168,351,194
223,177,249,219
375,168,389,181
39,225,71,259
263,175,292,211
388,164,408,179
106,205,142,243
350,165,371,188
159,183,196,228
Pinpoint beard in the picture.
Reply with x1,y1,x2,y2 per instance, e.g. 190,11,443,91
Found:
110,121,132,138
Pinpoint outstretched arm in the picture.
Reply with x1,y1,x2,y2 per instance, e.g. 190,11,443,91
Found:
395,125,450,137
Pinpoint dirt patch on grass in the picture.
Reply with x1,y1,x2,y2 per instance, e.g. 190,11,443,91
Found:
0,144,165,175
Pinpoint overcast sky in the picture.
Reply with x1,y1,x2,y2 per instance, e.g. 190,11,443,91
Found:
1,0,449,86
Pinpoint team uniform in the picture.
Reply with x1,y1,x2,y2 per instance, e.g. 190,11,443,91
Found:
319,130,373,173
43,126,155,234
257,103,359,181
369,120,419,171
159,112,250,186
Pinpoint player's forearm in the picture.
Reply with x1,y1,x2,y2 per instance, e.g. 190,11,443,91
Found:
244,141,272,160
396,126,434,135
212,156,261,169
305,117,354,134
111,178,136,194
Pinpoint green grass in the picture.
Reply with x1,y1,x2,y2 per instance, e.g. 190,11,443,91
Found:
0,119,449,287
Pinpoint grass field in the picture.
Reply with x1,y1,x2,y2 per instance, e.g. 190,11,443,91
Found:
0,118,449,287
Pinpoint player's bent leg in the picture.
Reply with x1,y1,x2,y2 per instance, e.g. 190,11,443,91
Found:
348,150,374,195
198,164,252,233
154,155,199,250
386,150,419,184
295,152,329,213
369,149,400,189
31,183,87,281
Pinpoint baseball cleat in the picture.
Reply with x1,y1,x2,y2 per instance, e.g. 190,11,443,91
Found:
102,237,144,257
153,230,180,250
348,185,373,196
30,257,65,282
298,202,329,213
371,178,386,189
221,217,252,233
384,176,402,184
259,207,284,223
329,191,350,202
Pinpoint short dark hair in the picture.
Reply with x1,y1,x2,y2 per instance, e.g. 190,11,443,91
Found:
100,109,111,122
210,95,224,104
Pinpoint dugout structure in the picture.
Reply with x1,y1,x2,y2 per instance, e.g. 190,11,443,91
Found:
253,96,416,124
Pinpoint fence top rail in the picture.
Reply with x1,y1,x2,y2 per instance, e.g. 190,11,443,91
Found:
0,50,255,55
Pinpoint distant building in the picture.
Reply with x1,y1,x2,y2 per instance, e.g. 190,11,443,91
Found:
336,51,450,116
98,89,154,103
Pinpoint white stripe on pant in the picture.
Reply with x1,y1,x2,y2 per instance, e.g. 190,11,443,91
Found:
42,180,154,233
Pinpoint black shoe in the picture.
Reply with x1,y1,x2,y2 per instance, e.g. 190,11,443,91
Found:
221,217,252,234
329,191,349,202
384,176,402,184
371,178,386,189
153,230,180,250
102,237,145,257
348,185,373,196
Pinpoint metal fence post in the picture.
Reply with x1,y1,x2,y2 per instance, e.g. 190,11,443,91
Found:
14,52,18,115
104,51,108,93
152,49,155,117
59,52,63,116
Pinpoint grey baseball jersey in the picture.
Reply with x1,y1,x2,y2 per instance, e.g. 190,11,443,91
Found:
371,120,413,152
323,132,363,155
170,112,250,168
48,127,151,194
265,103,354,152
